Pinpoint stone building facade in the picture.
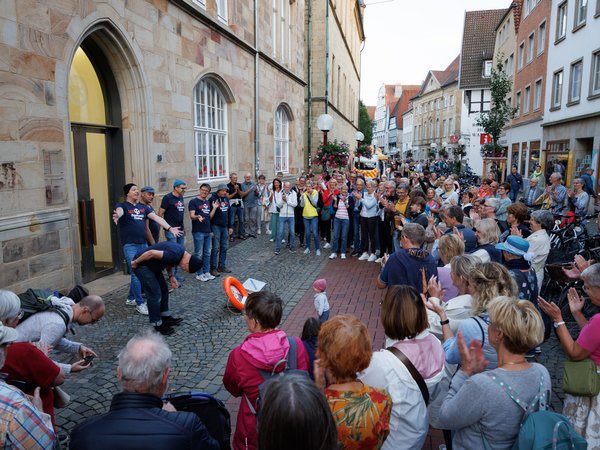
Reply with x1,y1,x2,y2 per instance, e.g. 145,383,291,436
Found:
0,0,309,290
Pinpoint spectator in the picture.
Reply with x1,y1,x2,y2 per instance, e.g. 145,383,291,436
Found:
496,183,512,232
440,179,458,206
441,206,477,252
321,179,339,248
506,165,523,202
437,297,550,449
436,234,465,302
16,295,103,374
257,373,338,450
0,324,55,449
188,183,216,282
70,331,218,450
530,163,545,187
522,178,544,207
525,209,553,287
139,186,160,245
227,172,245,240
256,174,270,235
158,179,187,280
539,264,600,446
471,218,502,263
300,181,321,256
546,172,567,214
316,315,392,449
0,290,65,426
223,291,309,450
131,242,202,335
496,236,538,305
378,223,438,292
329,183,354,259
300,318,320,379
267,178,283,242
350,177,366,257
360,286,445,450
292,176,307,247
209,184,233,276
312,278,330,323
567,178,590,219
500,202,531,242
274,181,298,255
358,180,381,262
240,172,259,238
480,197,499,221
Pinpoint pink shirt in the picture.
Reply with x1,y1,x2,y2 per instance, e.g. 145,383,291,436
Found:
577,313,600,365
393,332,445,379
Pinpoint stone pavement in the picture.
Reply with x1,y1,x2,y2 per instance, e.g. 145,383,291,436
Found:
54,233,572,449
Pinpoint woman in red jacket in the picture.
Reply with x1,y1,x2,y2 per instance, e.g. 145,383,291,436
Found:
223,291,310,450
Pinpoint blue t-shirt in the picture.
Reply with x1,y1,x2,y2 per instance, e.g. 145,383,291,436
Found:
446,224,477,253
240,181,258,207
116,202,149,245
134,241,185,273
160,193,185,229
210,194,230,228
380,248,438,292
145,204,160,243
188,197,212,234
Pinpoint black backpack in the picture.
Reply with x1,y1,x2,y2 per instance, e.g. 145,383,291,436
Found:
18,288,69,328
244,336,309,415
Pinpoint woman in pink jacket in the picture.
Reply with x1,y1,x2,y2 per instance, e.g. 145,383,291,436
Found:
223,291,309,450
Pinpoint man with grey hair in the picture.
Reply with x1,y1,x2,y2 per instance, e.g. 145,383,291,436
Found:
70,331,219,449
547,172,567,214
377,223,438,292
240,172,259,238
522,177,544,207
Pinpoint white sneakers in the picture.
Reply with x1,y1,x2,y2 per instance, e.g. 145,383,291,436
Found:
375,257,383,264
266,229,272,235
323,242,331,249
341,253,346,259
196,273,216,282
358,252,370,261
304,248,310,255
367,254,377,262
329,253,338,260
316,250,321,256
136,303,149,315
125,299,136,306
257,229,261,235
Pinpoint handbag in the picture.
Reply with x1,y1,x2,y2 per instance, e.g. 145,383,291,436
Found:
387,346,429,405
562,358,600,396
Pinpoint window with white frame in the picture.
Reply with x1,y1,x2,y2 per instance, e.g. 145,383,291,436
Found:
556,1,568,41
515,91,521,116
524,0,531,16
538,22,546,55
194,79,228,180
508,53,514,76
443,119,447,136
518,42,525,70
574,0,587,28
552,70,564,108
524,86,531,114
274,106,290,173
193,0,206,8
568,59,583,103
534,79,542,110
450,94,455,106
591,50,600,97
436,118,440,137
216,0,228,23
527,34,535,63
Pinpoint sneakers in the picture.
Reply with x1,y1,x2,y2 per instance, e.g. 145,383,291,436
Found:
269,238,275,242
274,250,280,255
210,268,221,277
205,272,215,280
136,303,149,315
316,250,321,256
196,273,210,282
351,251,361,257
303,248,310,255
323,242,331,249
289,248,297,254
257,229,261,235
282,239,286,243
367,253,377,262
266,229,272,235
162,316,183,326
329,253,338,260
341,253,347,259
154,323,175,336
358,252,370,261
125,299,137,306
375,257,383,264
218,266,232,273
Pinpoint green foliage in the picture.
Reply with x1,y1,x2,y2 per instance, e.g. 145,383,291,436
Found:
475,60,517,150
358,101,373,144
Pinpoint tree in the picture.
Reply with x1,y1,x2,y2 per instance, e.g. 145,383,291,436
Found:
475,60,517,157
358,101,373,144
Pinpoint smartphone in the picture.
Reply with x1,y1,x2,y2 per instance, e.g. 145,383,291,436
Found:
83,355,95,365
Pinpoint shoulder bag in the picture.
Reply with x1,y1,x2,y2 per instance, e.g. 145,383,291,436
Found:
387,346,429,405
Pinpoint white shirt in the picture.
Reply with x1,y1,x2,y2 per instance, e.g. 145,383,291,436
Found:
527,229,551,287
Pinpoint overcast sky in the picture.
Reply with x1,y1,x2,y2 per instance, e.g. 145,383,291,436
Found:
360,0,511,106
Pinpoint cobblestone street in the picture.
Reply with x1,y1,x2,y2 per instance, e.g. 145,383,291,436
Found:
55,233,572,448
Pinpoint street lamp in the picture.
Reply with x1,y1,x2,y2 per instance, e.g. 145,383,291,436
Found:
317,114,334,146
355,131,364,144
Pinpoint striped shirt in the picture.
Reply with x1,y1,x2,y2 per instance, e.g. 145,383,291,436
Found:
0,381,55,449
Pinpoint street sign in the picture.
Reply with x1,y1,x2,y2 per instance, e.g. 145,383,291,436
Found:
480,133,492,145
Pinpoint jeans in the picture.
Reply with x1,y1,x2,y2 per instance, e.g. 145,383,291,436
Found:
210,225,229,269
192,232,212,274
393,230,401,252
276,216,296,252
134,265,170,324
360,216,380,255
229,206,245,237
331,218,350,254
244,206,259,236
123,243,148,305
270,212,279,239
352,212,362,253
303,217,320,251
165,230,185,277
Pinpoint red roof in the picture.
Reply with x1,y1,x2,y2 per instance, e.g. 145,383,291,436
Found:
390,86,420,129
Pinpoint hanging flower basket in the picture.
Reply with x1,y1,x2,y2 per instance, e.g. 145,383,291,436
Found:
480,143,506,158
355,143,373,159
314,140,350,169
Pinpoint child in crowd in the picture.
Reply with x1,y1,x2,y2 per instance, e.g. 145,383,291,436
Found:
313,279,330,323
301,317,321,379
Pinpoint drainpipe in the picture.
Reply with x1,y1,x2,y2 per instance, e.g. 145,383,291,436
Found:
254,0,260,178
325,0,329,115
307,0,313,169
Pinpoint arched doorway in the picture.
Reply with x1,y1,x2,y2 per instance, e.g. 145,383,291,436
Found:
69,40,125,282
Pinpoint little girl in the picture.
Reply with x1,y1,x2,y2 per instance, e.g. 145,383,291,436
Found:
313,279,330,323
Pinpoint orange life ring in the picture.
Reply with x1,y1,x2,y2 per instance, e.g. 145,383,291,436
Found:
223,276,248,311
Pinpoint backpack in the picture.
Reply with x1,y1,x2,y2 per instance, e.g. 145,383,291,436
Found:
18,289,70,328
244,336,309,415
483,372,587,450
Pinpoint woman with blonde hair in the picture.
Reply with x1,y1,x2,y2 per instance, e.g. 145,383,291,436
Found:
425,262,517,369
437,234,465,302
471,218,501,263
437,297,550,449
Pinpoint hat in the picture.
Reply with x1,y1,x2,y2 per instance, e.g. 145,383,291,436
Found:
313,279,327,292
173,179,186,188
123,183,136,196
0,324,18,346
188,255,203,274
495,236,530,258
140,186,155,193
216,183,228,192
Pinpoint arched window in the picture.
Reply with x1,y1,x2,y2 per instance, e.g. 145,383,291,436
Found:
194,79,227,180
274,106,290,173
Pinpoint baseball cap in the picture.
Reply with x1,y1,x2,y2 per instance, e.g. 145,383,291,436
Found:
141,186,155,193
173,179,187,188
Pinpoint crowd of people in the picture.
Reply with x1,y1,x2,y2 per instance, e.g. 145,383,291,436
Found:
1,159,599,449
